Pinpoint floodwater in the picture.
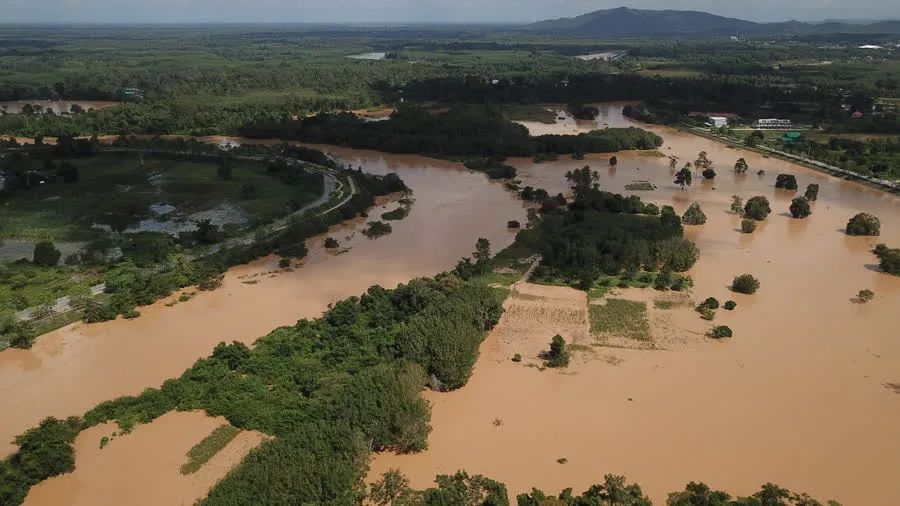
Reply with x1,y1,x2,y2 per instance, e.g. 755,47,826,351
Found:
3,104,900,505
369,105,900,505
0,147,527,458
346,52,387,60
0,100,119,115
575,51,626,61
24,411,266,506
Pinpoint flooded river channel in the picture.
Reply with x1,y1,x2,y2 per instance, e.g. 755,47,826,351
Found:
0,148,527,458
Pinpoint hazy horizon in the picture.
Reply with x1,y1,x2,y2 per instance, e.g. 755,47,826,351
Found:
2,0,900,25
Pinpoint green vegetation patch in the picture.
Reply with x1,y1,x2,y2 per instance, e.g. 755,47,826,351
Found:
181,424,242,475
0,153,322,241
590,299,651,341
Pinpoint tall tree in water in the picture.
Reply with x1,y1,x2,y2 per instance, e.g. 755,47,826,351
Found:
674,166,693,190
565,165,600,201
734,158,749,175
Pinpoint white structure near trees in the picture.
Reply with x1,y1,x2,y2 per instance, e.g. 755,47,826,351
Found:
754,118,792,129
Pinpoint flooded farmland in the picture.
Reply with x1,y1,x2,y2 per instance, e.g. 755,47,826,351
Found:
368,105,900,505
2,104,899,505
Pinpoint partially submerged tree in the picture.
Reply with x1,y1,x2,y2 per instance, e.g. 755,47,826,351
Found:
681,203,707,225
744,196,771,221
789,196,812,219
733,158,749,175
873,244,900,275
846,213,881,236
732,274,761,294
804,183,820,201
857,289,875,303
674,166,693,190
708,326,733,339
544,334,570,368
701,168,716,180
741,219,756,234
730,195,744,215
775,174,798,191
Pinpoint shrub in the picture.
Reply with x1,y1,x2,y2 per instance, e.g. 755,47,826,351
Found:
857,289,875,303
708,326,733,339
775,174,798,190
723,301,737,310
278,258,291,268
741,219,757,234
681,203,707,225
32,241,62,267
324,237,339,249
789,196,811,219
507,220,521,229
732,274,760,294
701,168,716,180
744,196,771,221
699,307,716,321
846,213,880,236
512,353,522,363
544,334,570,368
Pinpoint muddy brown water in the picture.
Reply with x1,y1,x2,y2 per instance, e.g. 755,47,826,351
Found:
369,105,900,505
24,411,266,506
0,147,527,459
2,105,899,505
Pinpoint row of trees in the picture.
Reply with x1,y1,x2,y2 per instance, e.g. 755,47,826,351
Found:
239,105,662,158
369,470,837,506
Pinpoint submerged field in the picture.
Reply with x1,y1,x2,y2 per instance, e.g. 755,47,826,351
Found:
0,153,320,242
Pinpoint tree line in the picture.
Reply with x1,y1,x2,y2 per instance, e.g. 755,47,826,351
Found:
238,104,662,158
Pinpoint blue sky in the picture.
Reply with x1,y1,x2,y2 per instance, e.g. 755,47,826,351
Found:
2,0,898,24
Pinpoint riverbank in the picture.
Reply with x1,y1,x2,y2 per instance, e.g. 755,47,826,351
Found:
0,146,527,459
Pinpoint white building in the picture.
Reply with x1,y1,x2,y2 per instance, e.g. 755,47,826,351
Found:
754,118,792,129
707,116,729,128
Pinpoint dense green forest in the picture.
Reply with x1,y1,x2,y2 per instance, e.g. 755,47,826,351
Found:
1,27,897,139
518,166,698,288
239,105,662,157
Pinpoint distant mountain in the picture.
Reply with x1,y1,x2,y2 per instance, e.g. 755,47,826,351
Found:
527,7,900,37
